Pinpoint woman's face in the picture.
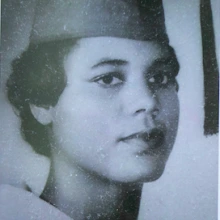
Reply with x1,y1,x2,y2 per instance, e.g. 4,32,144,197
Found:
50,37,179,183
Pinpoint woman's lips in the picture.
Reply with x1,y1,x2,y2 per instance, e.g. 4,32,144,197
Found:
119,128,165,155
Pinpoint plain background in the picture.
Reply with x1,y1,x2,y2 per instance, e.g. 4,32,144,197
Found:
0,0,219,219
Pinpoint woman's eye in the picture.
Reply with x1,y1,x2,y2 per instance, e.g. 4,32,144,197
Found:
93,73,124,87
148,74,168,86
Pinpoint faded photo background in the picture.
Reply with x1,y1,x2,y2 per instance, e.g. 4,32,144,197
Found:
0,0,219,219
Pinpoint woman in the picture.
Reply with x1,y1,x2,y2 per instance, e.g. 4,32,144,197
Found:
5,0,179,219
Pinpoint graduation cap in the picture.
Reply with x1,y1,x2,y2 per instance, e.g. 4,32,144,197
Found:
30,0,169,44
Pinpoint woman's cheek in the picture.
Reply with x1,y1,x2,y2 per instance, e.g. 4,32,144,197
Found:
157,88,179,142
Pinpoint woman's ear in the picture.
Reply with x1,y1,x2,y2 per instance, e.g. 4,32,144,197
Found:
29,104,53,125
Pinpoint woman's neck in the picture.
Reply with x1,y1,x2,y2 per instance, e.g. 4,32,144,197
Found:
42,151,143,220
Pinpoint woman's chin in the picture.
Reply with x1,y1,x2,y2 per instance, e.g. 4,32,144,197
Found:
102,160,166,184
109,170,164,184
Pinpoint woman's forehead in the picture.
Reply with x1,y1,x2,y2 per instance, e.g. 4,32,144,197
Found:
66,37,171,65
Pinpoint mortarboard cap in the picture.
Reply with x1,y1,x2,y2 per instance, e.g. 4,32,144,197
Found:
30,0,169,44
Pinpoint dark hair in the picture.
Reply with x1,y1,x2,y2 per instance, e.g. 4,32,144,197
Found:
7,39,78,156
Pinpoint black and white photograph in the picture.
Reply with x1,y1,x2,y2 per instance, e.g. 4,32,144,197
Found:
0,0,219,219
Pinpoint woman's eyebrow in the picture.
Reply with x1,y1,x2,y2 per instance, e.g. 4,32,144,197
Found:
149,56,179,74
151,57,174,67
91,59,128,69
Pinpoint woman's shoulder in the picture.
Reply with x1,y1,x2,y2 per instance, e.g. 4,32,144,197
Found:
0,184,72,220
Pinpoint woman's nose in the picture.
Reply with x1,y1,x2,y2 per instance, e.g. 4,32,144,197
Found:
122,81,158,117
